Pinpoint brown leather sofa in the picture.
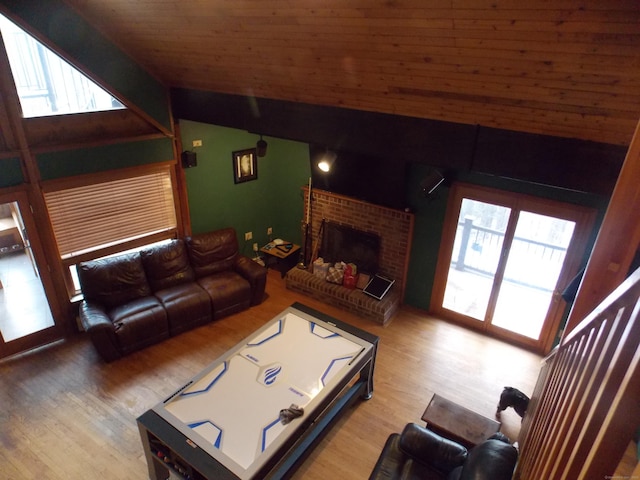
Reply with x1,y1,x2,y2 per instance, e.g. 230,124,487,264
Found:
78,228,267,362
369,423,518,480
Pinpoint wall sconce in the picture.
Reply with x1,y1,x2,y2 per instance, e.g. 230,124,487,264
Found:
317,149,337,173
256,135,268,157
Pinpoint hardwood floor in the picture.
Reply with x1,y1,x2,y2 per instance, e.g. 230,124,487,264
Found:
0,250,54,342
0,269,544,479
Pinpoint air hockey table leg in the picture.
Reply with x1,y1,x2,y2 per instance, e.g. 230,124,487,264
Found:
360,346,377,400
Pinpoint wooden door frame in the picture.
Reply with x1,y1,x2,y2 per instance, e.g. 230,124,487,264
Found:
0,187,65,359
430,182,597,354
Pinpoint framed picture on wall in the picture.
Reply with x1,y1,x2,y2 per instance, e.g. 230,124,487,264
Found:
233,148,258,183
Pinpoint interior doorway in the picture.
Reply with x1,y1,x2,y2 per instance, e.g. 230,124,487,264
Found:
431,183,596,353
0,191,63,359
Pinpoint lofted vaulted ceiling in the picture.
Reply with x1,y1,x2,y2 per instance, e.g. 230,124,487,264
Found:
63,0,640,147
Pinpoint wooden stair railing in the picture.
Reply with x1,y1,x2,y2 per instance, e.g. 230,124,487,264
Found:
515,267,640,479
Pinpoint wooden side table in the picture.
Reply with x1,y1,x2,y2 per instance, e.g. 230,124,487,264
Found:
260,241,300,277
421,394,501,449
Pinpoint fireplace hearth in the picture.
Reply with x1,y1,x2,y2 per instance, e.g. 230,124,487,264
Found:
285,188,414,324
285,268,400,324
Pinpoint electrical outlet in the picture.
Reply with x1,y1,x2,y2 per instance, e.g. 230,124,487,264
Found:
253,242,258,251
192,140,202,147
245,231,252,241
267,227,272,235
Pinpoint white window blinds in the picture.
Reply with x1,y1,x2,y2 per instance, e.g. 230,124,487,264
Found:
44,168,177,259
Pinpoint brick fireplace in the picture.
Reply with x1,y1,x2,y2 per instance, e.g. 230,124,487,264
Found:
286,187,414,324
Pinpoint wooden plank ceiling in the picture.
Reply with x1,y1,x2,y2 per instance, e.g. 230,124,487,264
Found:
64,0,640,146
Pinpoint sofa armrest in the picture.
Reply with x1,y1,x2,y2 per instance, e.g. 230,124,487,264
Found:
235,255,267,305
79,301,121,362
398,423,468,474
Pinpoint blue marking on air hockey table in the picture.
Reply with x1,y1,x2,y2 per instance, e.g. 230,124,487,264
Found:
309,322,340,339
262,416,282,453
320,356,355,386
180,361,228,396
188,420,222,449
247,318,284,346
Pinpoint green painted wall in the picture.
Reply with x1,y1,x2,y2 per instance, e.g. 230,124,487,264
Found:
404,163,451,309
179,120,311,255
177,124,608,314
36,138,174,180
403,163,609,311
0,157,24,187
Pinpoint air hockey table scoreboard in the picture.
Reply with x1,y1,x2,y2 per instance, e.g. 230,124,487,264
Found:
137,303,379,480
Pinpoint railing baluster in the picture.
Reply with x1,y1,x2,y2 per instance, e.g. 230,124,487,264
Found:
452,220,568,291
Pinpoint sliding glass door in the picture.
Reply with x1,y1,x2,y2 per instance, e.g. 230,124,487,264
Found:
491,211,575,339
432,183,595,352
442,198,512,321
0,191,63,359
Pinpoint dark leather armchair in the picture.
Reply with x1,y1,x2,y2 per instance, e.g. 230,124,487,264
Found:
369,423,518,480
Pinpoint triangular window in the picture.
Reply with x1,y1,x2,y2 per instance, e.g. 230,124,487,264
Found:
0,14,124,118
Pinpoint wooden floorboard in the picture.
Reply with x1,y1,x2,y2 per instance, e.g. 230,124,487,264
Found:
0,269,544,479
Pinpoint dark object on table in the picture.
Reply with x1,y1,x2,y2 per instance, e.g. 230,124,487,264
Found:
279,404,304,424
496,386,530,418
368,423,517,480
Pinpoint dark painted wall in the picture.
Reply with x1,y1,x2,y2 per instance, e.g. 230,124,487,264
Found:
173,88,615,320
403,164,609,311
172,88,627,197
177,117,612,316
308,145,409,210
36,138,174,180
473,127,626,195
0,157,23,187
171,88,476,170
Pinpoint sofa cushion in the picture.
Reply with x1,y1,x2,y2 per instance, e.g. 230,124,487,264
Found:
78,253,151,310
109,296,169,354
186,228,239,278
154,282,212,335
141,239,195,291
197,271,251,319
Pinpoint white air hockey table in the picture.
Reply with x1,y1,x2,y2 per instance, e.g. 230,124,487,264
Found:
137,302,379,480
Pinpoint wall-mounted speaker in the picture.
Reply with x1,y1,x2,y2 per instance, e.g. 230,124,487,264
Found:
181,151,197,168
420,169,444,196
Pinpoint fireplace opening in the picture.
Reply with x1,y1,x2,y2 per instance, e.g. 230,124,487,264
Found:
320,221,380,274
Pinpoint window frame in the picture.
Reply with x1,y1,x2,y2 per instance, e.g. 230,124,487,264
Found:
41,162,180,298
0,13,125,119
